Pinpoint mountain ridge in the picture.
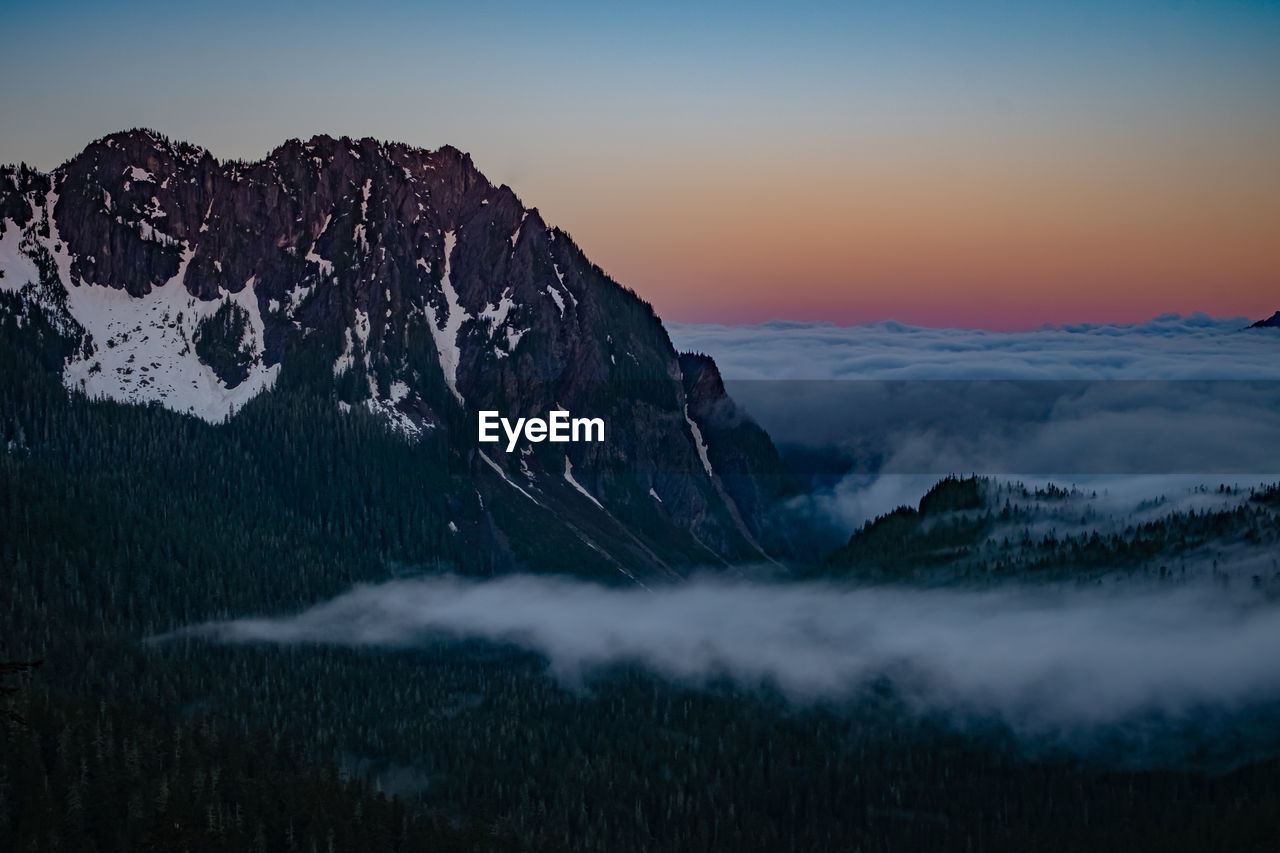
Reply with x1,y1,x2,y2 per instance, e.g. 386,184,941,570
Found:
1249,310,1280,329
0,127,796,581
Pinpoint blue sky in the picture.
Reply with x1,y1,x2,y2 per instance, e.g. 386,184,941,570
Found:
3,0,1278,325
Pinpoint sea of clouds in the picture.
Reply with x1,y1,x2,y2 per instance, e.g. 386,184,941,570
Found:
666,313,1280,381
669,314,1280,526
164,575,1280,750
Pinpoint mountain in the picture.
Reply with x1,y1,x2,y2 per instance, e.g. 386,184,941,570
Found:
0,128,794,581
1249,310,1280,329
812,476,1280,587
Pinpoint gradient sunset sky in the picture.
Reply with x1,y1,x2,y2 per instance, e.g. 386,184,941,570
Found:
2,0,1277,328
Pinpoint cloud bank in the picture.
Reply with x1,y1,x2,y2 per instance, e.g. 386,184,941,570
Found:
668,316,1280,471
667,314,1280,381
669,316,1280,526
163,576,1280,745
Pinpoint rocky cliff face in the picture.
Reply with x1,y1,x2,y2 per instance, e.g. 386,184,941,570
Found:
0,129,795,580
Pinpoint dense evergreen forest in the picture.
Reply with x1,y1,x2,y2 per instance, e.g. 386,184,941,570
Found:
5,292,1280,851
0,679,521,852
817,475,1280,588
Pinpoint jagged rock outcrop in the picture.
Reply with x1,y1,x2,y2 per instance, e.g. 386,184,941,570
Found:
0,129,797,580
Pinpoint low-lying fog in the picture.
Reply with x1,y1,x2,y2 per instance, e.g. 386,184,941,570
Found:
161,575,1280,748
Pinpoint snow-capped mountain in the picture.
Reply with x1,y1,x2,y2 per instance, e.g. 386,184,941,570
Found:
0,129,797,579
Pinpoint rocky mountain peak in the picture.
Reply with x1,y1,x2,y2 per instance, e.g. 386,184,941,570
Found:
0,129,797,580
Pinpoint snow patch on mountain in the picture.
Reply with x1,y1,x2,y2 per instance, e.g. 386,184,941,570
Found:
61,275,278,423
479,449,543,506
364,380,427,441
40,192,76,288
546,286,565,316
564,457,603,509
0,224,40,290
4,191,276,423
285,281,314,319
477,289,530,353
427,230,468,404
550,262,577,309
479,291,515,327
304,214,334,276
334,328,356,376
685,407,714,478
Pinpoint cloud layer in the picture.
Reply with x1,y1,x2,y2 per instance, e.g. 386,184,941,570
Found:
165,575,1280,745
667,314,1280,381
669,316,1280,528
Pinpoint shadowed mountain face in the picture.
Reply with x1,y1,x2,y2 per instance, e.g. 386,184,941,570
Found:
0,129,794,581
1250,311,1280,329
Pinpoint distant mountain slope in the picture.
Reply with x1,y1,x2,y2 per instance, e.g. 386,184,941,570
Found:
1249,310,1280,329
813,476,1280,588
0,129,796,580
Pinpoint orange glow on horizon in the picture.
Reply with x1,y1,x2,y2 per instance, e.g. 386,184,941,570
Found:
517,130,1280,329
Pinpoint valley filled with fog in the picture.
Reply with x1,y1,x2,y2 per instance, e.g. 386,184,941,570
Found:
166,315,1280,769
8,311,1279,852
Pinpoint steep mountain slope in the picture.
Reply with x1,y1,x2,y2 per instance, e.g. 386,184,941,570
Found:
0,129,793,580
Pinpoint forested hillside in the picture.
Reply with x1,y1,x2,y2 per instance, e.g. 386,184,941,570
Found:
3,210,1279,851
6,287,1280,849
816,476,1280,589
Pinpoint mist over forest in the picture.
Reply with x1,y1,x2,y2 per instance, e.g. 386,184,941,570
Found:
3,130,1278,851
